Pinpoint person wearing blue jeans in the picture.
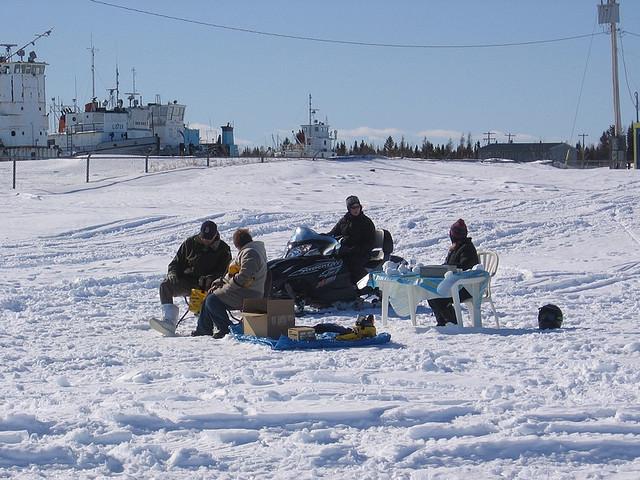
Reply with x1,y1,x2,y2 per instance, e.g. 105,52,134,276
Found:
193,228,268,338
195,292,233,338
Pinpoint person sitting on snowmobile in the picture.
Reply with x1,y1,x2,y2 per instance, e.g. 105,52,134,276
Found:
154,221,232,335
327,195,376,287
427,218,479,326
192,228,268,338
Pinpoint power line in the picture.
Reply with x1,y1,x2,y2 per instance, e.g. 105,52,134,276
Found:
569,19,597,144
89,0,606,50
618,32,637,107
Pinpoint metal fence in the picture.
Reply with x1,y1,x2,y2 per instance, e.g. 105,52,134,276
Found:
0,154,293,190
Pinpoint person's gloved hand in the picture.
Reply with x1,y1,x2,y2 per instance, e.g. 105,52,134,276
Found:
208,278,224,293
228,263,240,276
198,275,214,290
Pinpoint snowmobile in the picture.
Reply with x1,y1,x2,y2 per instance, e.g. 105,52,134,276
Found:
267,226,404,311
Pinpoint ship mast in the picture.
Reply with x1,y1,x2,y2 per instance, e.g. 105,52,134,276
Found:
88,38,97,101
125,67,141,107
116,64,120,107
307,93,318,149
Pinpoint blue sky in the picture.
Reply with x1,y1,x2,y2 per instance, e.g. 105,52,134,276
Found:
4,0,640,148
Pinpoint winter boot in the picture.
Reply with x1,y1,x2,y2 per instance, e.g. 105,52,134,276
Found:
149,304,179,336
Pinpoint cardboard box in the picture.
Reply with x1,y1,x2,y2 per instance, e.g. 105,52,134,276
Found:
288,327,316,341
242,298,295,339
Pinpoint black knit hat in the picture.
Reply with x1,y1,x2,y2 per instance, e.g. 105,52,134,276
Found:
345,195,361,209
200,220,218,240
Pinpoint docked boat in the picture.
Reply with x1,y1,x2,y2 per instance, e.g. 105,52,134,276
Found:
0,33,53,160
1,33,193,159
48,57,188,156
49,95,187,156
280,95,337,158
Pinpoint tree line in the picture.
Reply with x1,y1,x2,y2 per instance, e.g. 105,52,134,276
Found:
578,125,636,163
240,125,638,161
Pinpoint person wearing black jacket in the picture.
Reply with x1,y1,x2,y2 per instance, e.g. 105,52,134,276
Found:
428,219,479,326
152,221,232,336
160,221,232,303
328,195,376,285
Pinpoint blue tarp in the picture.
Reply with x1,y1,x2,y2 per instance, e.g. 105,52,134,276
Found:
230,324,392,351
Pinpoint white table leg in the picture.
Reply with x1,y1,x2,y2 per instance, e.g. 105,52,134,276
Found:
473,302,482,328
450,282,464,328
465,283,482,328
407,286,418,326
381,287,390,326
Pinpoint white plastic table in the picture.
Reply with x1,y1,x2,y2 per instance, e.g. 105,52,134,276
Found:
369,271,489,328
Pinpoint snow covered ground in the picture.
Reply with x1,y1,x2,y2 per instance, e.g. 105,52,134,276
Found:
0,156,639,479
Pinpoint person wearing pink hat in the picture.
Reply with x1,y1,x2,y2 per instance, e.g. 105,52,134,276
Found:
427,219,479,326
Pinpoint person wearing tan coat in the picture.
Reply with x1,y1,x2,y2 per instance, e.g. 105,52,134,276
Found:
193,228,268,338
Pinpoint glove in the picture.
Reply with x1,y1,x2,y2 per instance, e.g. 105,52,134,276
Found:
198,275,214,290
228,263,240,276
208,278,224,293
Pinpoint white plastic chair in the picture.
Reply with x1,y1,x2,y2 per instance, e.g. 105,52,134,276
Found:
463,251,500,328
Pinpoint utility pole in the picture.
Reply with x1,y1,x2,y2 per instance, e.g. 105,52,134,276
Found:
483,131,495,145
598,0,624,168
506,133,516,143
579,133,589,168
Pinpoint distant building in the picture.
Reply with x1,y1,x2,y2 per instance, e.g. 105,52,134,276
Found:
183,127,200,155
221,123,239,157
479,142,577,165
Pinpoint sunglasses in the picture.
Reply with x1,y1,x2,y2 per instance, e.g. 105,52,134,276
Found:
349,204,362,210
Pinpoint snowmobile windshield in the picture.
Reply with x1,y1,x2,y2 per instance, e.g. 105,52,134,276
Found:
288,226,326,243
284,226,339,257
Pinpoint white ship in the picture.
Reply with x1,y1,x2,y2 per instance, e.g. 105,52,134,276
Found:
281,95,337,158
0,32,52,160
49,94,187,156
48,48,187,156
1,33,191,159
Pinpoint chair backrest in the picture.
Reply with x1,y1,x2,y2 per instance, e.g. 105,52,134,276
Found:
477,250,499,299
477,251,499,277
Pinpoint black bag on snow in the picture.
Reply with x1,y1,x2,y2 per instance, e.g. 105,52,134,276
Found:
538,304,563,330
